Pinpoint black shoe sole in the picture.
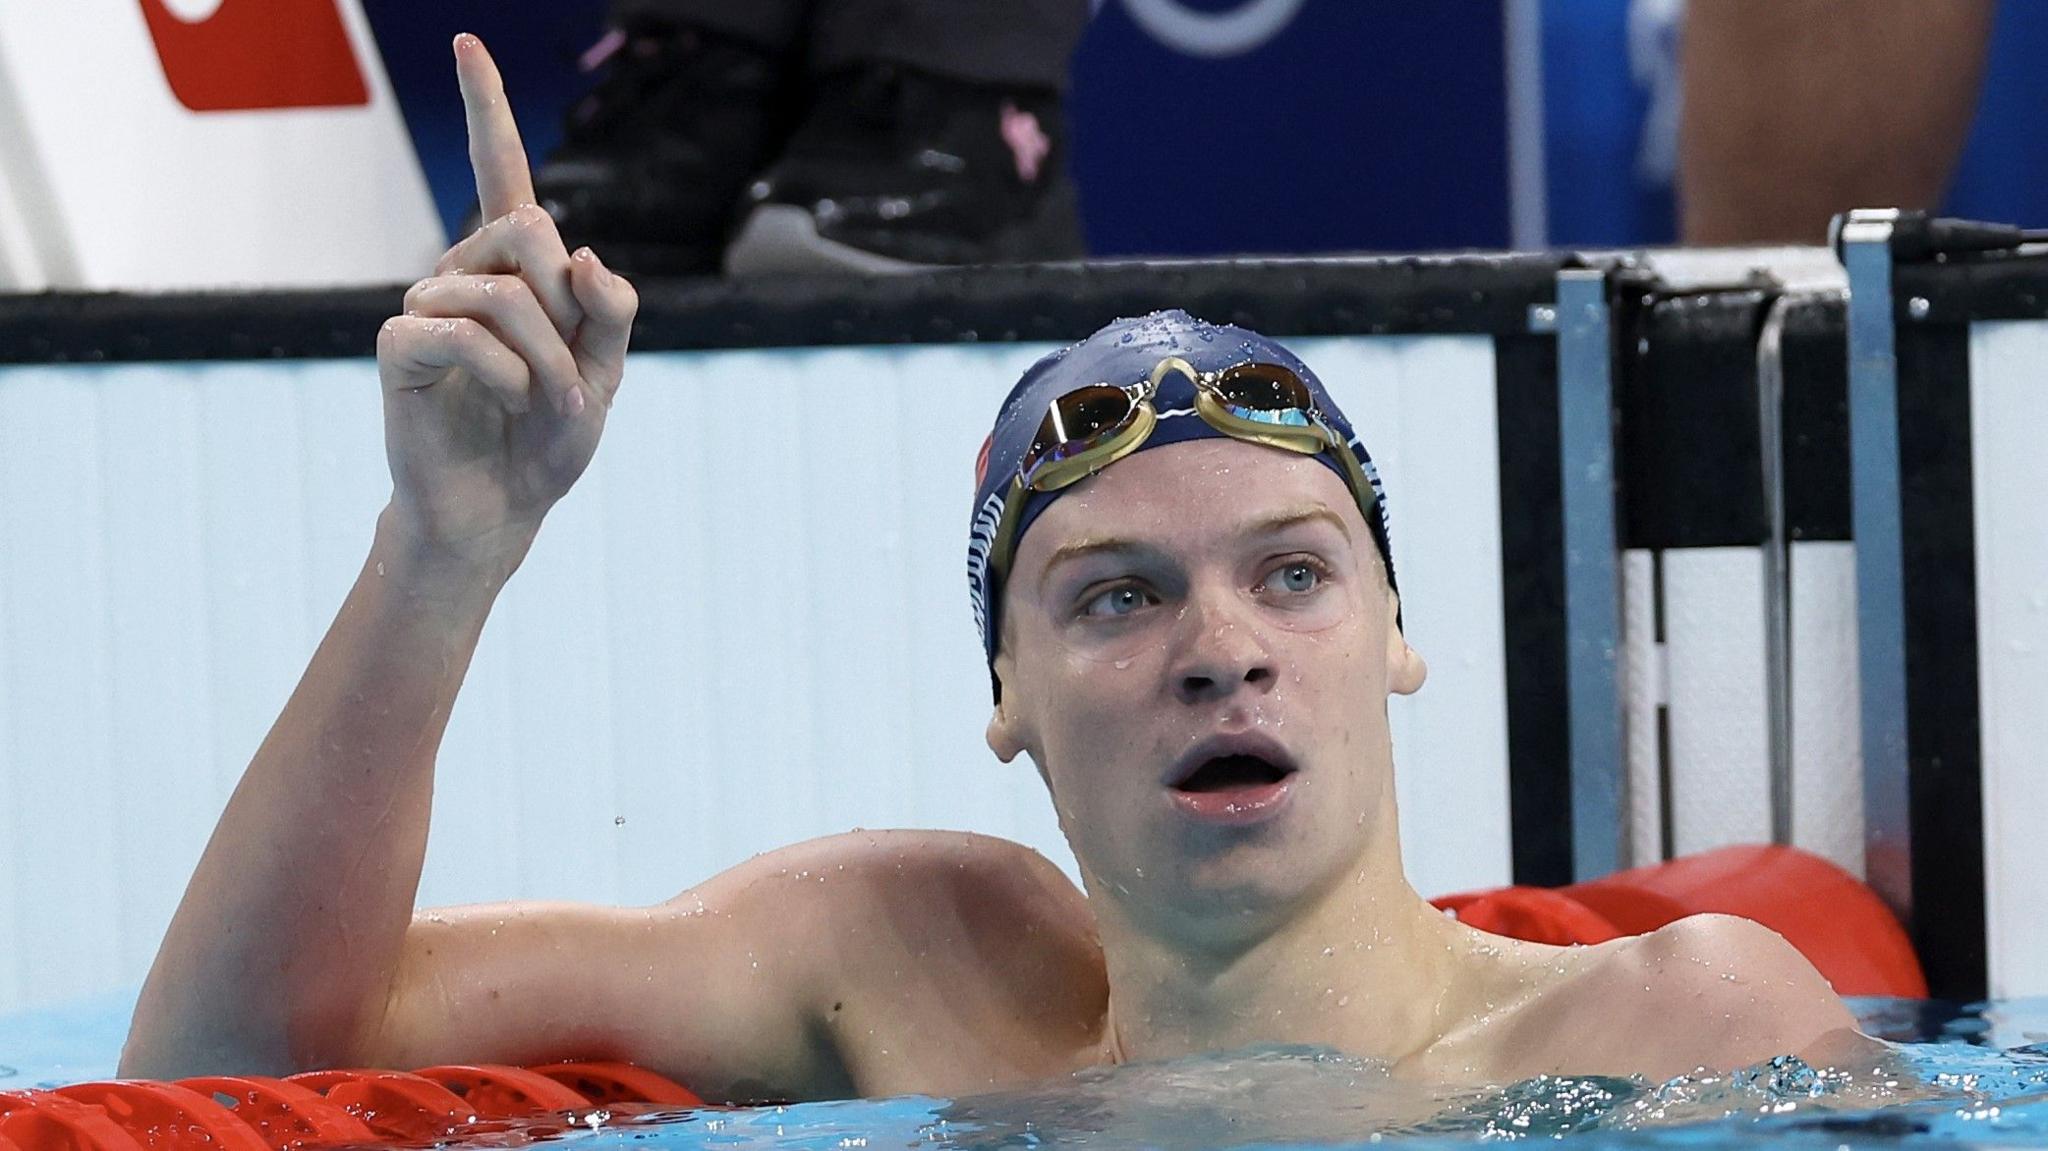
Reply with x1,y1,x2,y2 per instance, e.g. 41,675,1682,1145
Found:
722,205,924,276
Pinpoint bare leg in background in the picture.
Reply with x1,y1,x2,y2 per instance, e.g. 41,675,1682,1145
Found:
1678,0,1997,245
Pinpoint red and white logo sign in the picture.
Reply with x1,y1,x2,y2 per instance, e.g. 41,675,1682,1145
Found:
138,0,368,111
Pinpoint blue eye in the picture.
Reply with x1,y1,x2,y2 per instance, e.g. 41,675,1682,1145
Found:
1262,561,1323,596
1083,585,1155,619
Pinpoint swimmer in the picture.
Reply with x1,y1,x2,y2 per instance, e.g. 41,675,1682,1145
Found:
120,36,1860,1100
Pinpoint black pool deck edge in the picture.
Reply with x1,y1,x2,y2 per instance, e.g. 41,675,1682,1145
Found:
0,254,1569,364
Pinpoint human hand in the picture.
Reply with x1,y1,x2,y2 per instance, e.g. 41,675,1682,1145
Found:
375,34,637,565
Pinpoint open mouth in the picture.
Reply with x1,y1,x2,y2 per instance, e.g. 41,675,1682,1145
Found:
1172,753,1296,793
1164,735,1300,822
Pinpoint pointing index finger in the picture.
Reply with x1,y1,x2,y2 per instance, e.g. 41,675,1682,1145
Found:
454,34,537,224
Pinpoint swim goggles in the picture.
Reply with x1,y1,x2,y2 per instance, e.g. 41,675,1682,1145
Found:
984,354,1385,580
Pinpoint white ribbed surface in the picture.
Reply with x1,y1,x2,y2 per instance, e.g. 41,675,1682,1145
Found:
1662,548,1771,855
1971,322,2048,999
1621,549,1663,867
0,336,1512,1014
1789,542,1863,877
1619,544,1866,874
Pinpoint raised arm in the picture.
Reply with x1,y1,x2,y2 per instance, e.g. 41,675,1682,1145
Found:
120,35,637,1078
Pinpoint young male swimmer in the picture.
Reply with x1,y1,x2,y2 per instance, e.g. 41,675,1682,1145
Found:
120,35,1858,1100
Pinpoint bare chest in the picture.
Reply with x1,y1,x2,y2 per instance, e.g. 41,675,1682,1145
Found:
825,961,1112,1098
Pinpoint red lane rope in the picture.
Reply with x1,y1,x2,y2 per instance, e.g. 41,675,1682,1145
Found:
173,1077,374,1150
0,1092,147,1151
0,1061,701,1150
530,1061,705,1106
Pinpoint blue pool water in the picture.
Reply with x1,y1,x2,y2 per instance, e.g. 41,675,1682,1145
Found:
4,995,2046,1149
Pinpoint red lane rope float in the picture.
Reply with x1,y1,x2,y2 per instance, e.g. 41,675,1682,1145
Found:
411,1064,593,1116
0,1093,146,1151
1430,843,1929,997
173,1077,374,1150
0,1061,699,1151
52,1082,270,1151
530,1061,705,1107
287,1070,473,1143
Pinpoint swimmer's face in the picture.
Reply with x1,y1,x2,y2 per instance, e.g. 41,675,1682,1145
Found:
987,438,1426,933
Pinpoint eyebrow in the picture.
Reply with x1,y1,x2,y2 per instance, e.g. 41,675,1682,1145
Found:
1248,506,1354,545
1036,505,1352,594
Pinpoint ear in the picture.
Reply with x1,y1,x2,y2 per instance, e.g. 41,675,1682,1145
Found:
986,679,1026,763
1384,587,1427,696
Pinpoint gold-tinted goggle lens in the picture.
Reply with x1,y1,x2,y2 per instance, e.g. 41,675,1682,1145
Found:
1197,363,1325,440
1209,363,1316,424
1020,383,1145,488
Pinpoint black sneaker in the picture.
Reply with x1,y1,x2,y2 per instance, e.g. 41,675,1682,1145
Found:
528,20,792,276
722,64,1087,275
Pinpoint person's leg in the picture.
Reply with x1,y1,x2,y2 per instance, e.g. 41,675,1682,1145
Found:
530,0,810,274
1678,0,1996,245
722,0,1092,273
607,0,809,58
806,0,1089,90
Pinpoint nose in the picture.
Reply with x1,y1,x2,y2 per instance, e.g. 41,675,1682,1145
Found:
1168,587,1277,706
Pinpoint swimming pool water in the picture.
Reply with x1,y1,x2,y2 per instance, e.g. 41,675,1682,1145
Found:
5,995,2045,1149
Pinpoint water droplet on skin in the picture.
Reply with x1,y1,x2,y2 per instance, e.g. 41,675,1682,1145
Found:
1114,657,1133,670
375,561,386,577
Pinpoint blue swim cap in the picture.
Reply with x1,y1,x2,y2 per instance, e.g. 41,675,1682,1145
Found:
967,310,1396,683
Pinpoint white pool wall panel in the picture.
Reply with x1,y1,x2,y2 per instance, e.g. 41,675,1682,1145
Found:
1661,548,1773,856
1620,549,1663,866
1970,322,2048,1000
0,335,1513,1015
1618,542,1864,875
1788,541,1863,879
1347,337,1514,901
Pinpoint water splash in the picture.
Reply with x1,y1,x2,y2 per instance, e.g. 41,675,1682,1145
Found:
557,1037,2048,1151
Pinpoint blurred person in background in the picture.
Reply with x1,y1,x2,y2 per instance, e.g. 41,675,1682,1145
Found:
532,0,1091,275
1678,0,1996,245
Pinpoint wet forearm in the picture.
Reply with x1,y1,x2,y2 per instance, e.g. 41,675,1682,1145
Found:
121,507,529,1077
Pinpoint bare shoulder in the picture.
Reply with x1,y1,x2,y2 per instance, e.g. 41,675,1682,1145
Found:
685,828,1092,933
681,828,1103,1011
678,830,1106,1095
1567,914,1858,1079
